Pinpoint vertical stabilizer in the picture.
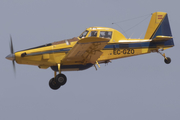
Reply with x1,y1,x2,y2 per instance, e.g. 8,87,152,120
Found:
144,12,172,39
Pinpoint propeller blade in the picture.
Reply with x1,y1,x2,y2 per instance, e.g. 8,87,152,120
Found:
13,60,16,74
9,35,16,74
10,35,14,54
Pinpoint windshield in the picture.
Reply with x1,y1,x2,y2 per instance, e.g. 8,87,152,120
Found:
79,30,89,38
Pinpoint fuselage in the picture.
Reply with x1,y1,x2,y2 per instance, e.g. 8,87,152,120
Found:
13,26,173,71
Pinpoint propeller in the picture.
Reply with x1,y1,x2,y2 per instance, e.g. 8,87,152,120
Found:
11,36,16,73
6,35,16,74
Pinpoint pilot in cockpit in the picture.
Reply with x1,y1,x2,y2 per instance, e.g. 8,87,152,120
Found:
104,31,111,38
91,31,97,37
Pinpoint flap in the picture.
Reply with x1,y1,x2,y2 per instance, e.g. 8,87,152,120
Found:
62,37,110,64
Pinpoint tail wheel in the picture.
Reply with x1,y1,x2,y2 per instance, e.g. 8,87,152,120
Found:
49,78,61,90
55,74,67,86
164,57,171,64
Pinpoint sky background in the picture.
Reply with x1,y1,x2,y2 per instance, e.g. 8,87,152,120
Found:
1,0,180,120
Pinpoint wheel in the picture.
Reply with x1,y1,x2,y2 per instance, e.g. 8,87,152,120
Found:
49,78,61,90
164,57,171,64
55,74,67,86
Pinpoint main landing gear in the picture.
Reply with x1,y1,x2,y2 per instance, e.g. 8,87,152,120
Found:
157,50,171,64
49,63,67,90
49,73,67,90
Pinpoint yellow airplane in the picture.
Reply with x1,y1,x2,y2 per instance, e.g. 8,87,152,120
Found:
6,12,174,90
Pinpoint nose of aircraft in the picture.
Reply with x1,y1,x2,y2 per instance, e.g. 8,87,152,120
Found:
6,53,15,61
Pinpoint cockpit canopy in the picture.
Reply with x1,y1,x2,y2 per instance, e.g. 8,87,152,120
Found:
78,27,127,42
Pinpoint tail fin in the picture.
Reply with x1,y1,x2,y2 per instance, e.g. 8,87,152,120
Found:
144,12,172,39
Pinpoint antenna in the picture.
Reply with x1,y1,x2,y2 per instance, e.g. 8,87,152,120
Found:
138,32,144,39
129,32,134,39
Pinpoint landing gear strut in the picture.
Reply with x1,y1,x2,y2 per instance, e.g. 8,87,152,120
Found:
49,63,67,90
157,50,171,64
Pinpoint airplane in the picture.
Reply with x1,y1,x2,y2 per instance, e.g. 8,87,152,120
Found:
6,12,174,90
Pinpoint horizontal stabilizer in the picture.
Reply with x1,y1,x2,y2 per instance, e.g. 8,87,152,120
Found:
117,39,151,44
152,36,173,41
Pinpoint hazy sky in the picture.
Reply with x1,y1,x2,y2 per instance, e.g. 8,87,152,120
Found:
1,0,180,120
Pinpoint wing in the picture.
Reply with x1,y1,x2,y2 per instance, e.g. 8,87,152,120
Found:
62,37,110,64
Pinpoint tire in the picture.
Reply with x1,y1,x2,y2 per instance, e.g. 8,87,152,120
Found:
49,78,61,90
55,74,67,86
164,57,171,64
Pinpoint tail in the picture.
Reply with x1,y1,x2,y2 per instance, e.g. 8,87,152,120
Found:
144,12,174,47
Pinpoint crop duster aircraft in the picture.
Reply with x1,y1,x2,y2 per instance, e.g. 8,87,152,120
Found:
6,12,174,90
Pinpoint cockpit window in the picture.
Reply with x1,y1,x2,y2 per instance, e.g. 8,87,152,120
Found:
79,30,89,38
100,31,112,39
88,31,97,37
